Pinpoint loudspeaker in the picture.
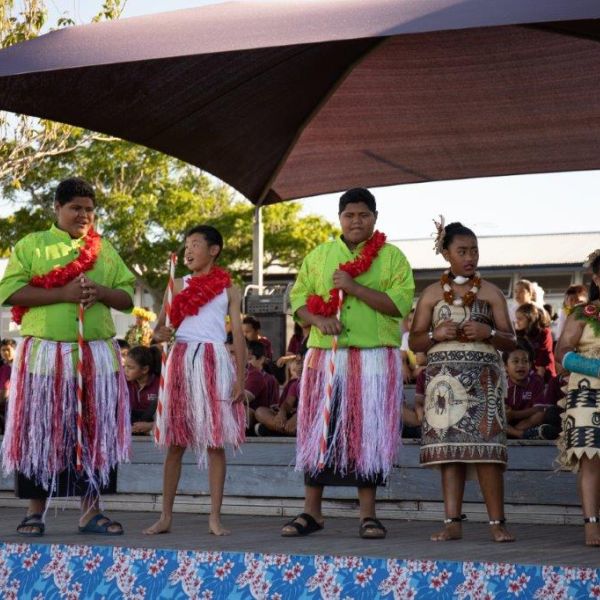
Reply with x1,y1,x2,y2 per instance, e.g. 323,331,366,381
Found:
255,313,295,359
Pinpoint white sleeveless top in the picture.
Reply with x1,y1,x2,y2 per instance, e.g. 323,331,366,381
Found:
174,275,228,344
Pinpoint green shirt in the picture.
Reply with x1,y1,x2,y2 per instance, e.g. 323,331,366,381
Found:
0,225,135,342
290,236,414,349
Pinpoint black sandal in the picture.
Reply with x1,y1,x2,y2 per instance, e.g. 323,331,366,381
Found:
281,512,324,537
359,517,387,539
17,513,45,537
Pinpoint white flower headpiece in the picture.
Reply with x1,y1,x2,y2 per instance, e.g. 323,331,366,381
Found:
432,214,446,255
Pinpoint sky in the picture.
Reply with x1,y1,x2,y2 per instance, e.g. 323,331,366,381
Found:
9,0,600,241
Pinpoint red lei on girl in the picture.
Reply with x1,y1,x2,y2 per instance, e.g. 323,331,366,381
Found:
306,231,387,317
170,266,232,328
11,229,102,325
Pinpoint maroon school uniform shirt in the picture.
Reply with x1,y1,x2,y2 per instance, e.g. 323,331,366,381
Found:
258,336,273,360
278,378,300,412
0,363,11,397
286,334,303,356
527,328,557,381
245,364,279,410
127,374,159,420
544,374,568,406
505,372,546,410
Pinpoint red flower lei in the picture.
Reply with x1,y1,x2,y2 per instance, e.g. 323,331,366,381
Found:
306,231,387,317
170,266,232,329
11,229,102,325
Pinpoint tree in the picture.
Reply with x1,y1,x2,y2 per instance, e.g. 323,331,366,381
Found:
0,137,338,306
0,1,123,189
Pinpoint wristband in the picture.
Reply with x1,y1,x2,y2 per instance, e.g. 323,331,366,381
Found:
563,351,600,378
428,331,435,343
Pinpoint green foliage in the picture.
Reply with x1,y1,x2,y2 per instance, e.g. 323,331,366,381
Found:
0,138,338,302
0,1,339,302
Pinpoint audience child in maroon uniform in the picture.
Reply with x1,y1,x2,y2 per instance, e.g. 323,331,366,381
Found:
503,339,549,439
245,340,279,431
124,345,161,435
0,338,16,434
515,302,556,382
255,355,302,436
242,315,273,360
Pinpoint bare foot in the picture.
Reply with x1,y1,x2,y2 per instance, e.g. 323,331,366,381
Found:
584,522,600,547
490,523,515,543
430,522,462,541
143,515,172,535
209,515,231,536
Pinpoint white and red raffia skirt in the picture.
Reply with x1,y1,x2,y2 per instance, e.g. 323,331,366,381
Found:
296,346,403,480
156,342,245,466
2,337,131,494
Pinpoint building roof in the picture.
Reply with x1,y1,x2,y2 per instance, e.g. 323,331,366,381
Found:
392,231,600,271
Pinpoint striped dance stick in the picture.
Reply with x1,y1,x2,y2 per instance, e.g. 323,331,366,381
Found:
75,301,85,471
155,252,177,444
317,289,343,470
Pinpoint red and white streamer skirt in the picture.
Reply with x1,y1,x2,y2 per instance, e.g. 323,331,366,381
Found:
296,346,403,479
155,342,245,466
1,337,131,491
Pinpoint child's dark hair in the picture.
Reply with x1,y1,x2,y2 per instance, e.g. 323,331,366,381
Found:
339,187,376,214
0,338,17,349
247,340,265,360
128,345,162,376
589,252,600,302
243,315,261,331
442,222,476,250
55,177,95,206
185,225,223,257
543,304,558,322
116,338,130,350
565,284,588,303
503,337,535,364
516,302,550,336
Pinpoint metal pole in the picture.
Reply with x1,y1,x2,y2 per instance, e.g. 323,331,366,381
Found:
252,204,264,293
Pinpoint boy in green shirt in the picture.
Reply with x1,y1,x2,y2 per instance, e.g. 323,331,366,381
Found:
282,188,414,539
0,177,135,536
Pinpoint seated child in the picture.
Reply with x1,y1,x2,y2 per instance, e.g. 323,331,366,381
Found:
402,367,425,438
245,340,279,431
124,345,161,435
255,354,302,436
515,303,556,382
503,339,552,439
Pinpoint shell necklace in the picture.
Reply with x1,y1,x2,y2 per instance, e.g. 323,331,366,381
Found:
441,270,481,307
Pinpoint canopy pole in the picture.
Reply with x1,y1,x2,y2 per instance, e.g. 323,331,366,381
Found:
252,204,264,293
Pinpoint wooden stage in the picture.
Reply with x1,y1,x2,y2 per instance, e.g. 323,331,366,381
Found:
1,434,598,598
0,507,598,568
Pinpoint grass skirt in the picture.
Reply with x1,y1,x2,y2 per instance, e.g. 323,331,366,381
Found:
296,347,402,479
156,342,245,467
1,337,130,493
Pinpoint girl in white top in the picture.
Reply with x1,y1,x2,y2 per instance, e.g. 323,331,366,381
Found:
144,225,246,536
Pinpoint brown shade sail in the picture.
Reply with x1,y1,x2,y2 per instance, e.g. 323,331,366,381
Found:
0,0,599,204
